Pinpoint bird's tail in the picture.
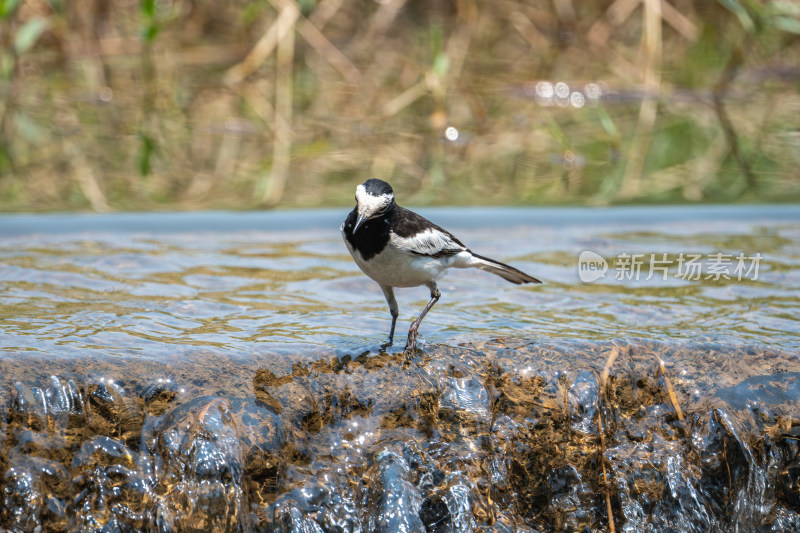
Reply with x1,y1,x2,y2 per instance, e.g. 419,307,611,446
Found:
470,253,541,285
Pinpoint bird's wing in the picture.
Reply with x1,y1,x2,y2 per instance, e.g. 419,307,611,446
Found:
393,227,466,258
390,206,467,258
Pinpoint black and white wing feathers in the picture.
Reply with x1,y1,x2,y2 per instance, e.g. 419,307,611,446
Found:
390,207,466,258
391,206,541,284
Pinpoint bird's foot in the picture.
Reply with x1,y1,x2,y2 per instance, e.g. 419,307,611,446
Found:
380,336,394,350
404,327,420,352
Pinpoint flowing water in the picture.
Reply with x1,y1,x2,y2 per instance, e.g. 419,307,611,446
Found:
1,206,799,532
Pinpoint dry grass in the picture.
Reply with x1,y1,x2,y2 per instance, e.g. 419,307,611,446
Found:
0,0,798,212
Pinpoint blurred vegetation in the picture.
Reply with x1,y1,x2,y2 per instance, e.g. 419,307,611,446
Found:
0,0,798,212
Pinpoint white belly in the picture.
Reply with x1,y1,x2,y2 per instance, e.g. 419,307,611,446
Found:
346,240,464,288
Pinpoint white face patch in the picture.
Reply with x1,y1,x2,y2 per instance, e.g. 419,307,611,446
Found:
355,184,393,219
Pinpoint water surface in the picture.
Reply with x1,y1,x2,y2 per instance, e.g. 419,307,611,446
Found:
1,206,799,531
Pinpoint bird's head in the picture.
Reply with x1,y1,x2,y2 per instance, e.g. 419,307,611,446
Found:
352,179,395,232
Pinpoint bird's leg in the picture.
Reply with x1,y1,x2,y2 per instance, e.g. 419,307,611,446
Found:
380,285,399,348
405,282,441,351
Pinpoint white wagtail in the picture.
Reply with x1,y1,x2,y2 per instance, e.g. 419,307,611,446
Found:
341,178,541,350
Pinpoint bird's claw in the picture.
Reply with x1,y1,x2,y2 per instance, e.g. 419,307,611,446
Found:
404,327,419,352
380,336,394,350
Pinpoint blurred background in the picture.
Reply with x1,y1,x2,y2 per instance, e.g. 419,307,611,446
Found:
0,0,798,212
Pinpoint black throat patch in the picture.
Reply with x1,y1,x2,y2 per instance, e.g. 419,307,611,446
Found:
343,206,392,261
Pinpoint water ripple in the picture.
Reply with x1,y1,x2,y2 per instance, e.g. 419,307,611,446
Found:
1,208,800,530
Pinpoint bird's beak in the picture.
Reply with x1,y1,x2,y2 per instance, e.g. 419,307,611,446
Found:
353,212,368,233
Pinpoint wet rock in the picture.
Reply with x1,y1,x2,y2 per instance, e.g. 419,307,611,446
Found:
419,495,450,533
2,456,71,532
607,433,717,532
149,396,251,532
72,435,137,470
781,462,800,511
0,407,6,474
479,511,537,532
254,373,315,432
253,368,292,415
143,377,182,416
1,339,800,531
695,408,774,530
86,378,144,448
2,466,42,532
766,508,800,531
317,385,374,429
363,447,425,533
6,378,85,490
715,372,800,410
568,370,598,434
231,397,285,506
69,436,150,531
444,479,474,532
269,497,325,533
546,465,595,531
44,376,85,416
439,375,489,422
11,382,48,431
264,483,359,532
10,376,84,431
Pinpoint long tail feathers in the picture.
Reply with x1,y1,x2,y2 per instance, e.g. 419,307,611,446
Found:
470,253,541,285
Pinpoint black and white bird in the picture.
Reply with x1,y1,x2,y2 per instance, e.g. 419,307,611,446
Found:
341,178,541,350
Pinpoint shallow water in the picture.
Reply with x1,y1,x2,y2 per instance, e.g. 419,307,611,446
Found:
1,206,799,531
